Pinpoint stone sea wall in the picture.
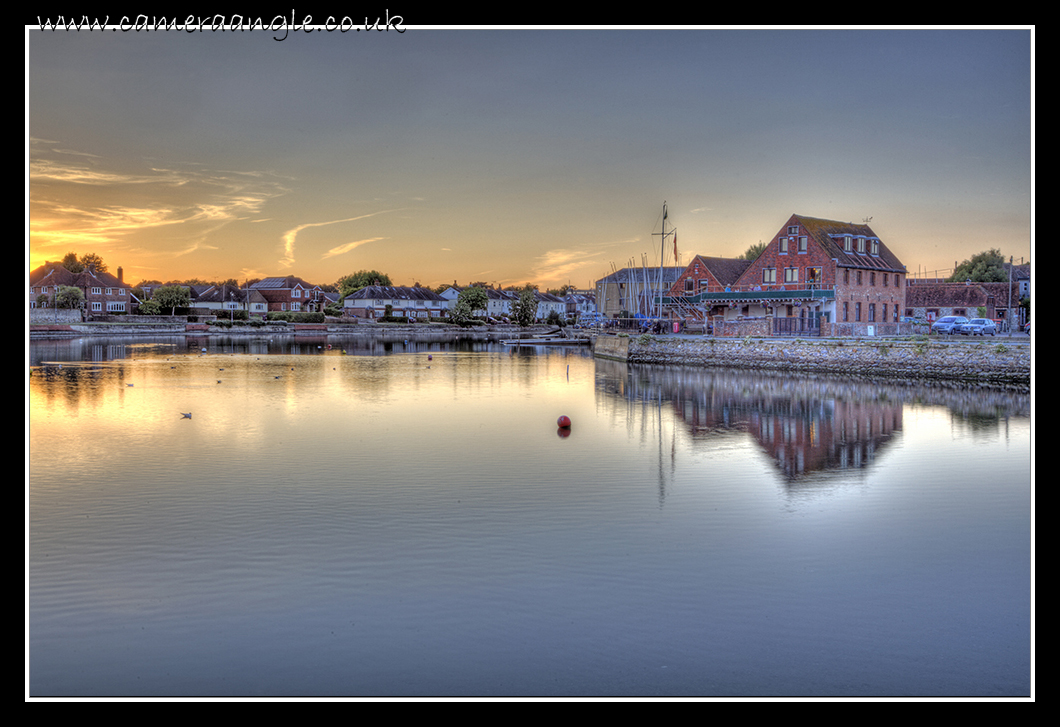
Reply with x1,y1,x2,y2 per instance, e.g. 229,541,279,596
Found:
607,335,1031,389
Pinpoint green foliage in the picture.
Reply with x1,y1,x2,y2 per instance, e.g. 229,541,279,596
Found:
137,299,162,315
510,287,537,327
337,270,392,298
152,285,191,314
741,241,768,261
451,286,489,326
948,249,1008,283
54,285,84,309
545,309,562,326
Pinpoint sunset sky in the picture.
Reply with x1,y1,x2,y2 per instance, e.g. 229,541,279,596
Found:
27,25,1033,289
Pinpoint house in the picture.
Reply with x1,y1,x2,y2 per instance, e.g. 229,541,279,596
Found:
666,215,908,336
192,284,269,318
439,285,516,319
595,267,684,319
904,280,1025,331
29,262,133,317
533,291,567,321
666,255,752,326
563,291,597,322
247,276,327,313
343,285,449,320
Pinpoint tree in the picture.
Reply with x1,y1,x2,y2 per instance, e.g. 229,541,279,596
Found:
152,285,190,315
511,286,538,327
138,299,162,315
337,270,392,298
78,252,108,274
60,252,84,273
948,249,1007,283
741,241,768,261
450,286,489,326
54,285,84,309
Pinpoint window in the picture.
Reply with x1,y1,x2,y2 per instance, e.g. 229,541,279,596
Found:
91,287,102,295
869,304,876,322
784,267,799,284
806,267,822,285
788,225,799,235
843,269,850,284
855,302,861,322
843,302,849,322
780,237,789,253
92,301,102,311
763,268,776,284
871,239,879,256
870,272,876,286
883,273,889,287
857,271,863,285
881,304,887,322
844,236,853,252
798,236,808,253
106,288,113,295
292,289,301,298
685,278,694,293
107,302,126,312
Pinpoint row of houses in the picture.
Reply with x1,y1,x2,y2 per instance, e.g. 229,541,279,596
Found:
28,266,595,324
29,213,1030,335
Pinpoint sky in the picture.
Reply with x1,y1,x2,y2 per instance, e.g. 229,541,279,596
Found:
27,25,1033,289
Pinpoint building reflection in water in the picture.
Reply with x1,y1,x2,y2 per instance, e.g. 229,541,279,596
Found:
596,359,1028,485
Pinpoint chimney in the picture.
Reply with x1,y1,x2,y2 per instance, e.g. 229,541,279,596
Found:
117,266,123,283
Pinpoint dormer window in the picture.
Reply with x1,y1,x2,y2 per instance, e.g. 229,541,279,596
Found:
871,239,879,256
857,237,866,254
844,236,853,252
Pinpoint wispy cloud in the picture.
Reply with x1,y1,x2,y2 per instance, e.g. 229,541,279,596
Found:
29,139,289,262
279,209,402,268
321,237,386,259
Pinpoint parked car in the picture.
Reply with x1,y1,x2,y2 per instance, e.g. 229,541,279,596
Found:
931,316,969,335
959,318,997,336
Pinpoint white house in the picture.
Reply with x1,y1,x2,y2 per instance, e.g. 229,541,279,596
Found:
343,285,449,320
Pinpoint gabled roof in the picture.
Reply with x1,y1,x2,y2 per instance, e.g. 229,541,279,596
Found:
905,282,991,308
249,276,319,290
345,285,447,301
792,215,906,273
687,255,752,287
194,284,267,305
30,262,126,290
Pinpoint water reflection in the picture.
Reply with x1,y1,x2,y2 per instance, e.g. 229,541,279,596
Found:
596,360,1029,485
28,337,1031,697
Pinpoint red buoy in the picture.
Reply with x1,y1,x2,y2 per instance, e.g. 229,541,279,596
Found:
557,415,571,428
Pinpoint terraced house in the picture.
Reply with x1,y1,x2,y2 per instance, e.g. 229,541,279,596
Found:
665,214,907,337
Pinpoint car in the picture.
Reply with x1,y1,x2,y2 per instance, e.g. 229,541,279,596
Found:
931,315,969,335
959,318,997,336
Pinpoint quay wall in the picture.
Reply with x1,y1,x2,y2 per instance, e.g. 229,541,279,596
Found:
596,335,1031,388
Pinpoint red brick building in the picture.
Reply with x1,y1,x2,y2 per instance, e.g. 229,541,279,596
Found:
29,262,133,317
247,276,328,313
665,214,907,336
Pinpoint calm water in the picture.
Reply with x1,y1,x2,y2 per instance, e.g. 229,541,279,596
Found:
28,335,1032,697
